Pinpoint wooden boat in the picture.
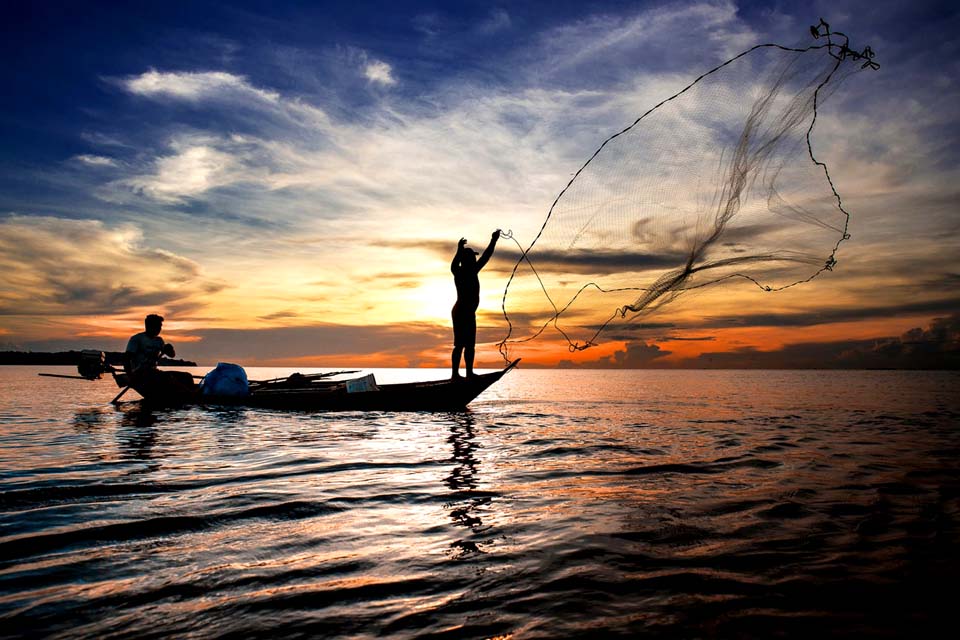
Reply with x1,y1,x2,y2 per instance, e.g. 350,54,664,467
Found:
114,359,520,411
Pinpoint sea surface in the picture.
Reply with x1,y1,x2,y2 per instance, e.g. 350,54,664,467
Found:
1,366,958,639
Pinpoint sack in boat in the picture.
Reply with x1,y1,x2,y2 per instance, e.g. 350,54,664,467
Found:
201,363,250,396
346,374,378,393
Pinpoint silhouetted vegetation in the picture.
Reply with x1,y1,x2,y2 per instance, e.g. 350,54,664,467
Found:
0,351,196,367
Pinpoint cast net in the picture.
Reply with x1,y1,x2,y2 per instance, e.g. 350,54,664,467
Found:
498,20,878,361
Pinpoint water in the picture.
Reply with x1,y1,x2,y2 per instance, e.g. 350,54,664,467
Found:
1,366,958,638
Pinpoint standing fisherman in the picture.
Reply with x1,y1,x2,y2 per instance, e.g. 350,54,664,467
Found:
451,230,500,378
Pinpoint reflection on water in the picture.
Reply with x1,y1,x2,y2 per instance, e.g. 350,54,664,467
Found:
445,414,493,555
0,367,958,638
206,406,249,426
72,407,109,431
116,409,158,464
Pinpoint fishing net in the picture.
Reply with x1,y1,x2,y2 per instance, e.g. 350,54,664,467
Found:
498,21,878,361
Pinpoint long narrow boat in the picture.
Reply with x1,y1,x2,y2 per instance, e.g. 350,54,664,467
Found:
115,359,520,411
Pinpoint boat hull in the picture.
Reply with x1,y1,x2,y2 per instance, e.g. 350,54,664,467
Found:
123,361,519,412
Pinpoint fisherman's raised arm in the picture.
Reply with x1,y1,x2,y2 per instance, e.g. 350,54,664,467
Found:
476,229,500,271
452,237,467,273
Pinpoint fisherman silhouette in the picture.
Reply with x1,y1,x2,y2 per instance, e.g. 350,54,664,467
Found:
123,314,193,394
451,230,499,378
124,314,174,376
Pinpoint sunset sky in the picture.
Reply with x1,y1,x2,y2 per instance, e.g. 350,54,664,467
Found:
1,0,957,368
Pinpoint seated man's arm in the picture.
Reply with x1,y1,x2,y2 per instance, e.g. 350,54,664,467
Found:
123,336,137,373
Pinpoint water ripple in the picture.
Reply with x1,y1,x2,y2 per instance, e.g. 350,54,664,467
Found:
0,368,957,637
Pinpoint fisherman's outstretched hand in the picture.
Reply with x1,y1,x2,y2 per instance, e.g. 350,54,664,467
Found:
492,229,501,240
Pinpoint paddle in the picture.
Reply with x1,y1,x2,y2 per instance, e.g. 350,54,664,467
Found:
111,386,131,404
247,370,360,388
38,373,90,380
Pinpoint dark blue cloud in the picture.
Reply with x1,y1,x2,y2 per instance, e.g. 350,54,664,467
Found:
1,1,953,204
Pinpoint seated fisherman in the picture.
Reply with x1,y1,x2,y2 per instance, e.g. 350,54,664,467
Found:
123,314,195,396
124,313,175,377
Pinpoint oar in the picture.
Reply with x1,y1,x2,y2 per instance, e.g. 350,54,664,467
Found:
38,373,90,380
248,370,360,387
111,386,131,404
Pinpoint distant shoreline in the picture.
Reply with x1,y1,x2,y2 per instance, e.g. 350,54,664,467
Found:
0,351,197,367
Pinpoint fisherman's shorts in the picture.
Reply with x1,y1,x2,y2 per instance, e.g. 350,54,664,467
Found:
452,303,477,348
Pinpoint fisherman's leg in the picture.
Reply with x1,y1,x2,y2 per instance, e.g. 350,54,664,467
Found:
452,346,463,378
465,346,475,377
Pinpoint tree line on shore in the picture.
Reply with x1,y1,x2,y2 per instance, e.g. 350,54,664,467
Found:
0,351,197,366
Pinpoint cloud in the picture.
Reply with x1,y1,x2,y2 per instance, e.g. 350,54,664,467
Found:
80,132,131,148
257,310,301,321
106,85,560,213
369,238,686,274
850,313,960,368
123,70,281,104
573,321,676,333
364,60,396,86
530,0,757,84
697,298,960,329
91,7,835,241
478,8,511,34
73,154,117,167
107,28,713,218
411,13,444,38
549,315,960,369
0,215,224,317
118,136,245,202
501,248,689,275
558,340,672,368
686,314,960,369
118,69,331,131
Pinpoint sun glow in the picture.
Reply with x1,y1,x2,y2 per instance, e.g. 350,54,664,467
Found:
405,278,456,324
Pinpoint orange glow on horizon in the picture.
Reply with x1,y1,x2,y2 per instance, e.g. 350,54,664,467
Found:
656,316,933,363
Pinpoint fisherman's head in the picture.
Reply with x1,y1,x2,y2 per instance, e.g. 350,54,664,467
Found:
460,246,479,266
144,314,164,337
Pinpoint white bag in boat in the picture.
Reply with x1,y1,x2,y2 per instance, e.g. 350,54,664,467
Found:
201,363,250,396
